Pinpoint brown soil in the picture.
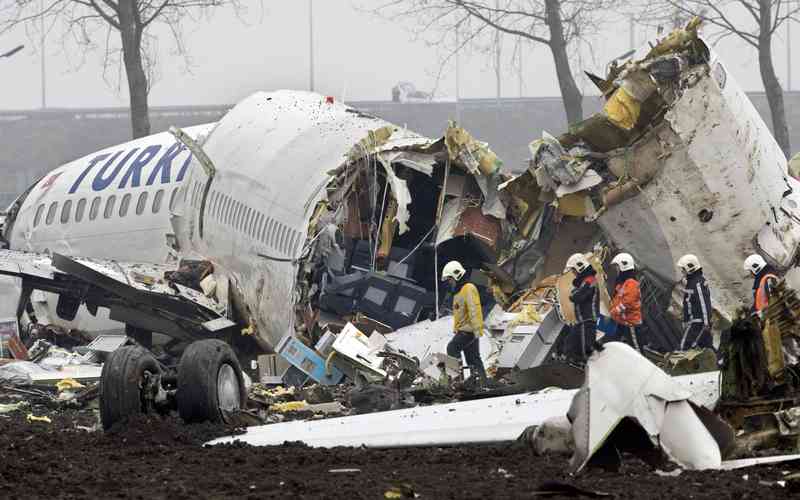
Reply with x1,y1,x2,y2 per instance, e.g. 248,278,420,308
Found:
0,399,798,499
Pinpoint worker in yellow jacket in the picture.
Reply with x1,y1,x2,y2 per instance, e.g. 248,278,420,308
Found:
442,260,486,381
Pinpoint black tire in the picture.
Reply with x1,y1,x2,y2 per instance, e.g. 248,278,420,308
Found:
177,339,247,423
100,345,161,430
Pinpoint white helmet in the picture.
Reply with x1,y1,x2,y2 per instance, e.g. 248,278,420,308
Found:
564,253,591,274
441,260,466,282
743,254,767,275
676,254,701,275
611,252,635,272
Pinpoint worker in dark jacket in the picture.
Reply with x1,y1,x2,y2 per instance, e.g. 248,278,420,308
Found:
676,254,713,350
743,254,779,316
564,253,600,361
609,252,644,353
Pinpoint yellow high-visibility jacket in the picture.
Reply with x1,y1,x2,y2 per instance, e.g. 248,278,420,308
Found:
453,282,484,336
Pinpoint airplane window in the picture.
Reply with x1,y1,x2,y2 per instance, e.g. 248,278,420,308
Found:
46,202,58,225
119,193,132,217
60,200,72,224
256,213,264,239
190,182,197,207
75,198,86,223
153,189,164,213
262,218,270,243
104,195,116,219
271,222,280,249
169,187,179,211
261,215,272,245
207,191,216,216
136,192,148,215
34,204,45,227
278,226,289,253
89,197,101,221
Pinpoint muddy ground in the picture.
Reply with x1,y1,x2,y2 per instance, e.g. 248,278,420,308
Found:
0,395,798,499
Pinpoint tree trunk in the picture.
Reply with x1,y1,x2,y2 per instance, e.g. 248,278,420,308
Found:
118,1,150,139
758,2,791,157
544,0,582,124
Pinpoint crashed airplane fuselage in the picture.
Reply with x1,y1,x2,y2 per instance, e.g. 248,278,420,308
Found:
175,90,508,352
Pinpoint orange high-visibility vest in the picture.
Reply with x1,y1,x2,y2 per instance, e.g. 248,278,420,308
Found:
755,273,778,312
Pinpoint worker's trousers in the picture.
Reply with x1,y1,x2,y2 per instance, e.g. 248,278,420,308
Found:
680,323,712,351
568,321,597,362
613,323,644,354
447,331,486,380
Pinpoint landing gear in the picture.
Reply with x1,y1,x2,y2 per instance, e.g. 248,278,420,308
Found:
177,339,247,423
99,345,163,430
99,339,246,429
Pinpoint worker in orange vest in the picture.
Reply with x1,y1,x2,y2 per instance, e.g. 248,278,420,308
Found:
743,254,779,316
609,252,644,353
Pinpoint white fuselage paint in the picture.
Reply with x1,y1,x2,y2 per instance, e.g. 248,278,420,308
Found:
2,124,215,333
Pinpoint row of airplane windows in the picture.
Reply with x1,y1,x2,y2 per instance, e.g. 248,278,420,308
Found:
189,181,301,257
33,188,179,228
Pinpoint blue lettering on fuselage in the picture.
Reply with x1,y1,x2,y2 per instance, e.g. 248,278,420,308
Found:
68,153,110,194
118,145,161,189
66,141,194,193
146,142,187,186
92,148,137,191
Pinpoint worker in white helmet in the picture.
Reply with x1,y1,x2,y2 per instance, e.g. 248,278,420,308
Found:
676,254,713,350
564,253,601,361
441,260,486,381
609,252,644,353
743,254,779,315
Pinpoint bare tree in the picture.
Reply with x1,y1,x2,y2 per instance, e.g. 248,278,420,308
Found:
369,0,621,124
1,0,238,139
637,1,800,157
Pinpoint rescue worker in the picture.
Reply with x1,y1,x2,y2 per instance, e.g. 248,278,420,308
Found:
564,253,600,361
676,254,713,350
609,252,644,353
442,260,486,381
743,254,779,316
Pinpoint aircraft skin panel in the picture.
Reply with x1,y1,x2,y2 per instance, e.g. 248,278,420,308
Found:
597,40,800,316
4,123,215,263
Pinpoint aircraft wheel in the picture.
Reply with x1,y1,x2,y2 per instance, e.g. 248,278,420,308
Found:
100,345,161,430
177,339,246,423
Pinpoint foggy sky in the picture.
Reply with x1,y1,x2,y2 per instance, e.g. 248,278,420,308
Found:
0,1,793,110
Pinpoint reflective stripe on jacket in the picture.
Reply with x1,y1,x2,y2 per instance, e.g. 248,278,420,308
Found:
755,273,778,312
453,282,484,335
682,272,712,327
610,278,642,326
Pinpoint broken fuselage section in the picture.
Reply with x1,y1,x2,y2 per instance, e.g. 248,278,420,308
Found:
177,90,527,353
512,22,800,324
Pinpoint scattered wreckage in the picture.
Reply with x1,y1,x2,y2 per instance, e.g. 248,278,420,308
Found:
3,18,800,477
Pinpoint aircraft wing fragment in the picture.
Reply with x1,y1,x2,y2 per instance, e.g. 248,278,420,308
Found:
0,249,229,341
